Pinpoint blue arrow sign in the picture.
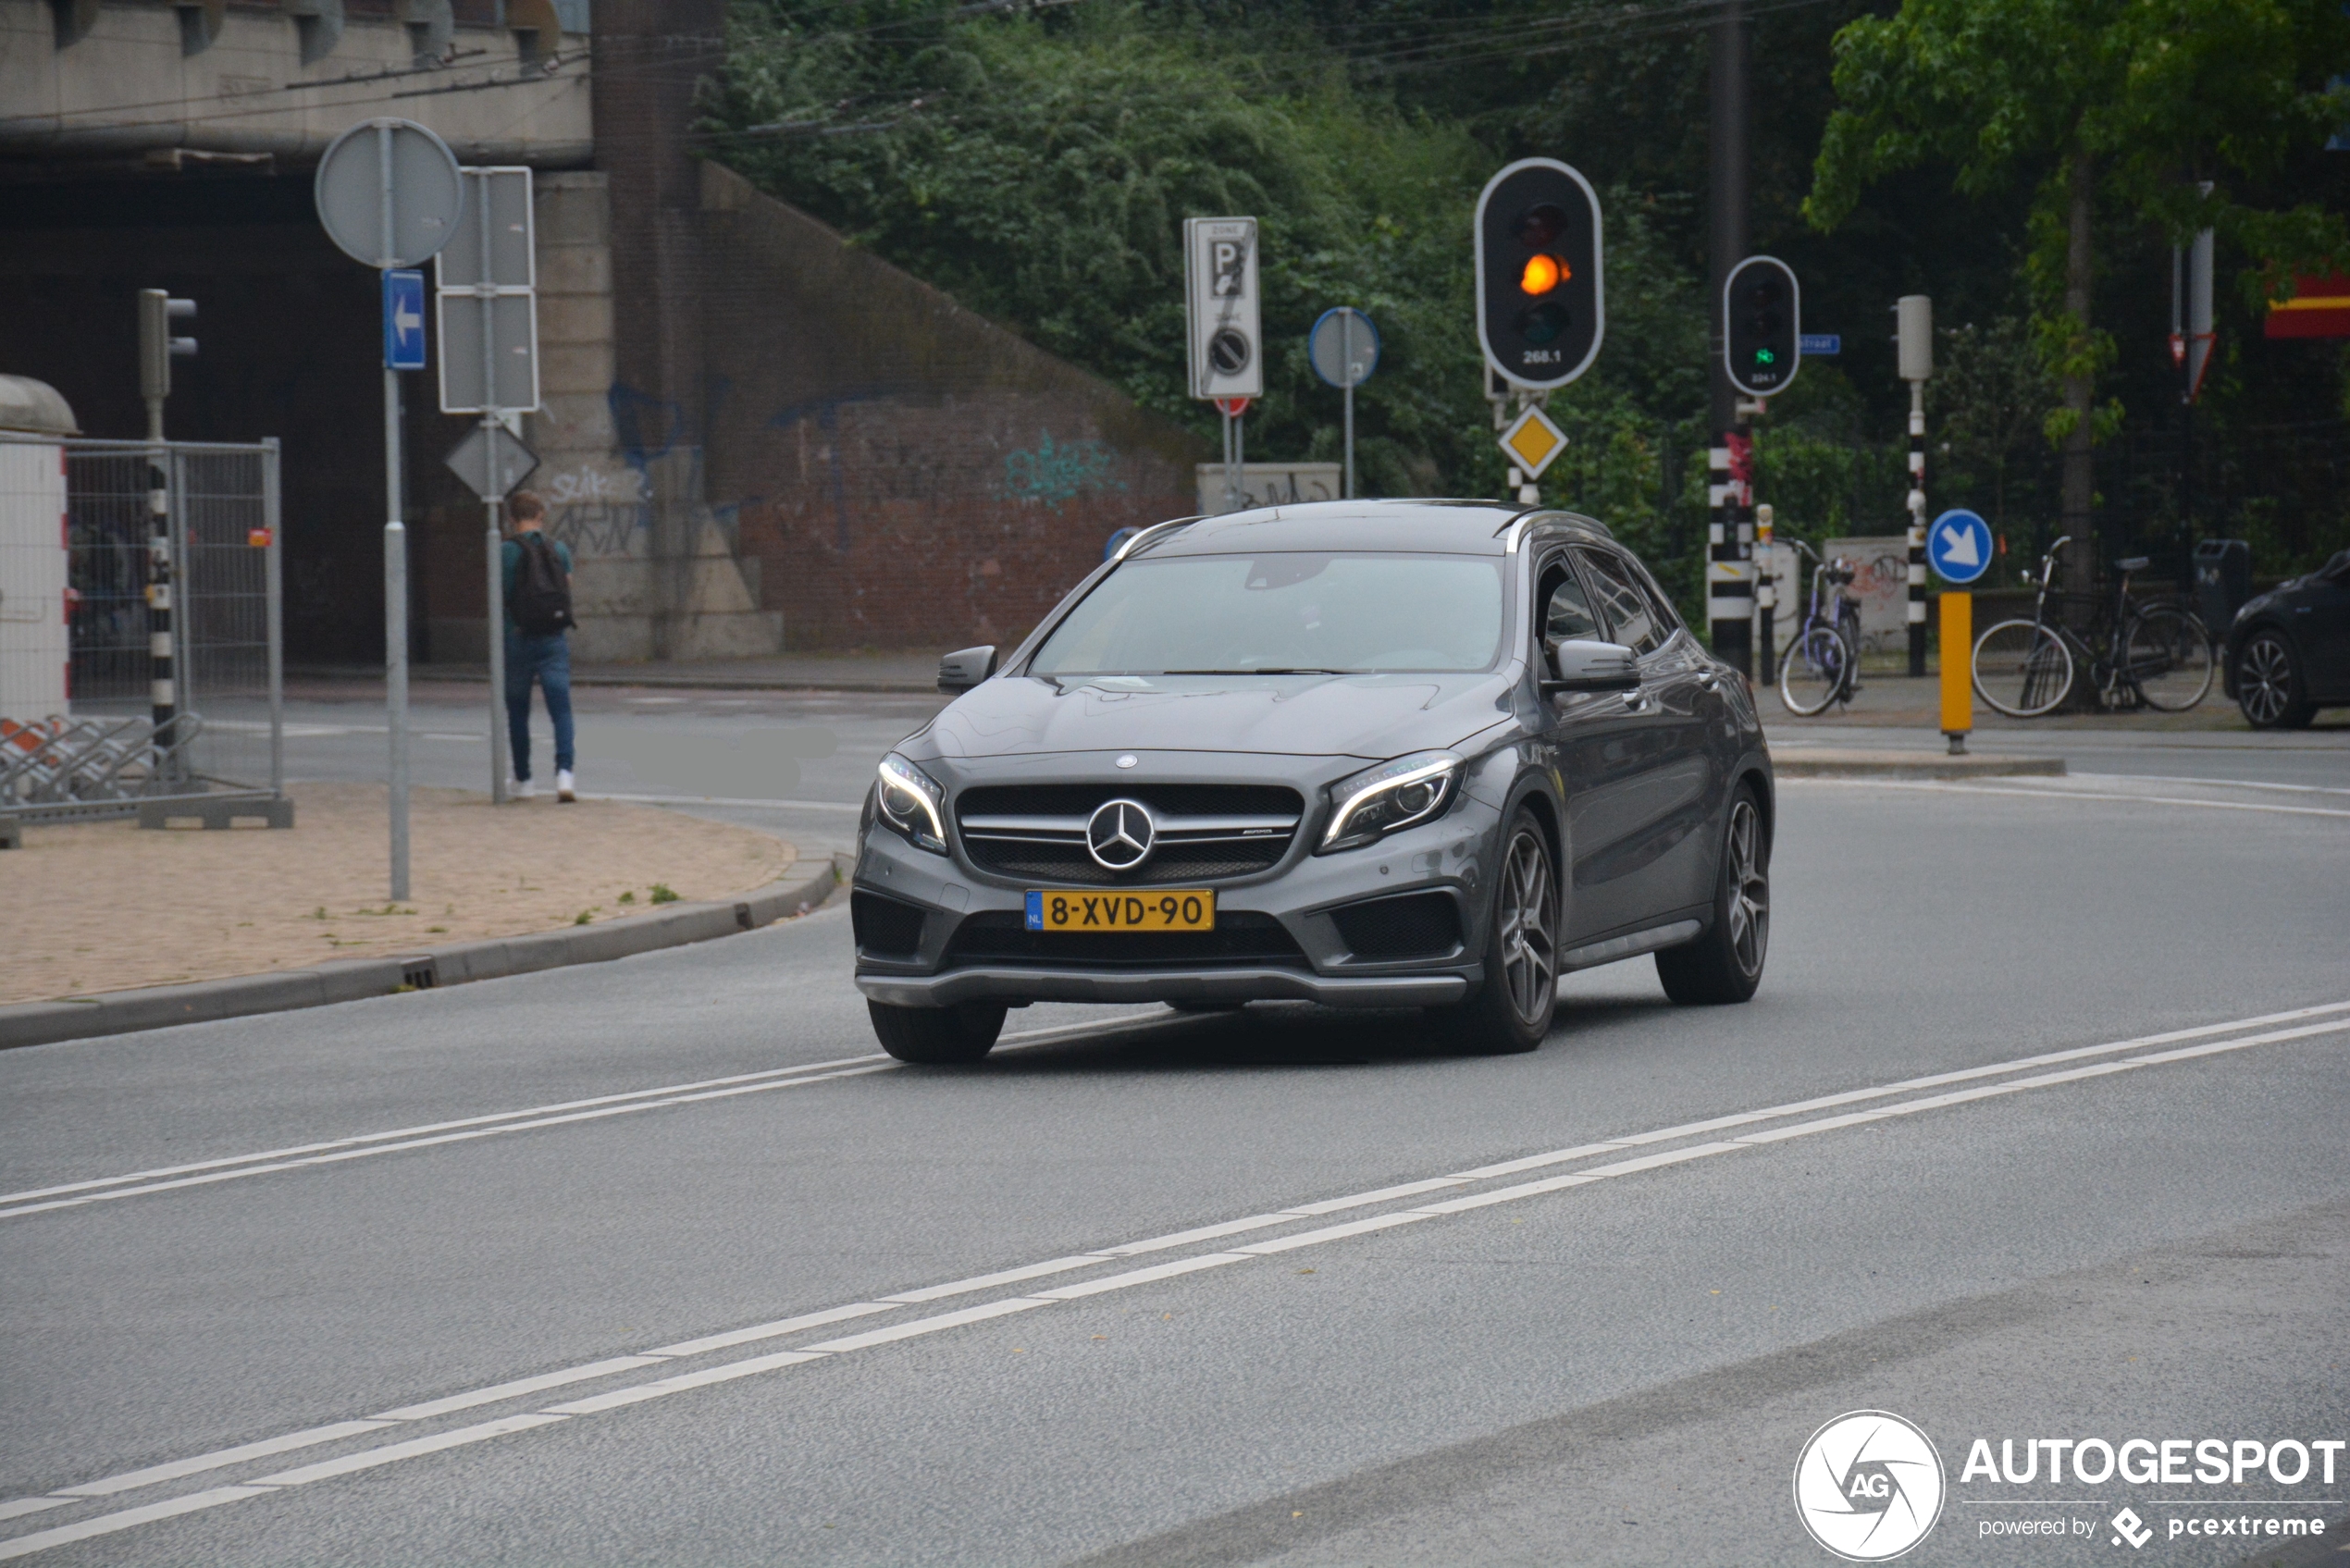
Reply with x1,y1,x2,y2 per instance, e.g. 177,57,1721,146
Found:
382,268,427,371
1927,508,1994,586
1799,333,1840,356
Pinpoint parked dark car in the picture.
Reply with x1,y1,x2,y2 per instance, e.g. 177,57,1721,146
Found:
851,500,1774,1062
2224,547,2350,729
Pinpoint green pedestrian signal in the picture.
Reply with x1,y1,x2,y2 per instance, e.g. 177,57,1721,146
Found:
1723,255,1801,398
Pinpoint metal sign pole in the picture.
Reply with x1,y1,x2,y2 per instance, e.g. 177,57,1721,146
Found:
1341,311,1355,500
479,182,510,805
378,121,411,903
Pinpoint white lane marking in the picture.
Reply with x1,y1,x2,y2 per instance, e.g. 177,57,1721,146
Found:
1786,776,2350,820
0,1067,892,1220
540,1351,826,1415
1099,1214,1302,1255
880,1255,1106,1303
0,1009,1178,1218
0,1054,896,1206
370,1357,673,1422
8,1004,2344,1550
2072,772,2350,796
649,1302,896,1359
0,1487,271,1562
1232,1212,1429,1254
1448,1000,2350,1182
802,1297,1046,1353
49,1420,400,1498
251,1414,568,1487
585,792,863,813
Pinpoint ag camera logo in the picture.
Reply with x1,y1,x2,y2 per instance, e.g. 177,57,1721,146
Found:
1794,1411,1947,1561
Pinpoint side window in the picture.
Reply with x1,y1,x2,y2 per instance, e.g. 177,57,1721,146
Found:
1574,549,1662,656
1626,555,1685,638
1539,556,1602,647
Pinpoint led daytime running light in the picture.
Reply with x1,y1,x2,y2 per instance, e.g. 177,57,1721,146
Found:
1320,753,1461,852
875,755,948,853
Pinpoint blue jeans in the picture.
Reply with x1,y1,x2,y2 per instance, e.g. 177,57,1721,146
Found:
504,630,574,781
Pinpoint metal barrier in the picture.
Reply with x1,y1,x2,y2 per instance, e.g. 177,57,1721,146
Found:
0,433,283,824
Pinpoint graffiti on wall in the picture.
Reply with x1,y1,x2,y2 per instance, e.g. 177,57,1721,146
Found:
1002,432,1126,511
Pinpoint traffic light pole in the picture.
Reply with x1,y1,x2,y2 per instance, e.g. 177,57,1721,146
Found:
1705,0,1753,678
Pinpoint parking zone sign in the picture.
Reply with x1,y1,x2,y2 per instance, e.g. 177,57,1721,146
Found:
1184,216,1262,400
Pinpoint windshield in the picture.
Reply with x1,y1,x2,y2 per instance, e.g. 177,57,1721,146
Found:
1029,552,1506,676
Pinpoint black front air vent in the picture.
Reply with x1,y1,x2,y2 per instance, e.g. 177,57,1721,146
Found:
1330,891,1463,961
851,891,926,958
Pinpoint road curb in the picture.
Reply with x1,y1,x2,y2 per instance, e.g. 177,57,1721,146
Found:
0,855,847,1052
1774,751,2066,780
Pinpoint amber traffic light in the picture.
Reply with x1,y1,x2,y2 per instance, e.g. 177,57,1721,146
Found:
1476,160,1602,389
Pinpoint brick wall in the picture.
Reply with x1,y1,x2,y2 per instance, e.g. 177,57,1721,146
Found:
698,164,1204,650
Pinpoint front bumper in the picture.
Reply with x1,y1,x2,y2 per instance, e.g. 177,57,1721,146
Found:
853,774,1503,1011
858,967,1470,1009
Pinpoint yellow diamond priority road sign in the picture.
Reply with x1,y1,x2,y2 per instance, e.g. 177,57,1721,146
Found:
1498,403,1567,479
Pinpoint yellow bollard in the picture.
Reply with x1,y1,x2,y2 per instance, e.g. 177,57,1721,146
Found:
1939,590,1972,754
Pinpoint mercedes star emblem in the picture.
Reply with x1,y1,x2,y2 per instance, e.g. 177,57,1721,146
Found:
1085,798,1156,872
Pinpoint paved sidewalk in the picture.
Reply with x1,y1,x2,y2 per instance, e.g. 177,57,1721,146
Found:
301,650,946,696
0,782,796,1006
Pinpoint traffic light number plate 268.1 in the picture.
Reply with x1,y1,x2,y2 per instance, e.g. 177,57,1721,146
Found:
1025,890,1217,932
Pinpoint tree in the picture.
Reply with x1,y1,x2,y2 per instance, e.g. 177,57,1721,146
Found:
1804,0,2350,608
1936,315,2055,566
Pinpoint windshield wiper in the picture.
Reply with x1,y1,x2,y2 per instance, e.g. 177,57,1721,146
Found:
1160,667,1357,676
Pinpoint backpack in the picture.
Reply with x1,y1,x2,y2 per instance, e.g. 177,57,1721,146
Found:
510,533,574,636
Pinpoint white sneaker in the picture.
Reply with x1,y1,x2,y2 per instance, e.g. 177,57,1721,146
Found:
511,778,536,800
556,769,576,803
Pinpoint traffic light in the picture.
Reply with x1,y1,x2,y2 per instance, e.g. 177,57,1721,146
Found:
1475,159,1603,390
138,289,197,403
1723,256,1800,398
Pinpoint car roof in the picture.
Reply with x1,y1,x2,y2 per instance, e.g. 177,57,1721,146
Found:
1135,500,1611,559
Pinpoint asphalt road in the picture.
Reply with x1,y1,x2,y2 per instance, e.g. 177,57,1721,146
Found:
3,693,2346,1566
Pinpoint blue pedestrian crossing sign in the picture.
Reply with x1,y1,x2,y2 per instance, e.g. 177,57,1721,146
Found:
382,268,427,370
1927,508,1993,585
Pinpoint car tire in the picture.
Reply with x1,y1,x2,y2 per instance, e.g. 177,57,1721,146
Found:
867,1000,1007,1064
1432,807,1557,1055
1655,785,1768,1006
2234,630,2317,730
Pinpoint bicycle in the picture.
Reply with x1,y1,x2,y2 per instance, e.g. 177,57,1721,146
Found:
1969,537,2214,718
1776,539,1864,717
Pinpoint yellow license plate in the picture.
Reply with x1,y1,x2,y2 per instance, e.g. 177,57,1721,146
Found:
1024,888,1216,932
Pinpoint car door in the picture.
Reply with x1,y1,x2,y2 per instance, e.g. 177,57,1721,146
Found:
1549,548,1701,944
2292,550,2350,699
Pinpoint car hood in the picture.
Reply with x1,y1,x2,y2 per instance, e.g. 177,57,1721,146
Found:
920,672,1519,762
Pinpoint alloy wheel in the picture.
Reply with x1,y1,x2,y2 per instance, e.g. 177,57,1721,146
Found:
1724,798,1768,978
1496,828,1556,1024
2239,636,2294,726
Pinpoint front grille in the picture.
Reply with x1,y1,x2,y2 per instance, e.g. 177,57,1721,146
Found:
1330,891,1464,960
851,891,926,958
956,784,1305,885
942,910,1309,969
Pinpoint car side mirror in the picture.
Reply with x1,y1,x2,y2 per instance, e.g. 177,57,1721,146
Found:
937,645,998,695
1540,639,1639,696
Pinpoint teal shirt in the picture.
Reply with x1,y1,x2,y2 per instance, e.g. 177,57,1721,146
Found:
501,534,574,612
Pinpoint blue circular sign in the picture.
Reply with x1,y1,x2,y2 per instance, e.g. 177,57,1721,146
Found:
1926,508,1994,586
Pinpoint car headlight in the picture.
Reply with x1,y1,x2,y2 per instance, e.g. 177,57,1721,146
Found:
1319,751,1462,853
875,754,948,854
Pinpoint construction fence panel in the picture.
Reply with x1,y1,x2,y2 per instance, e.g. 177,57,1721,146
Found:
0,434,281,820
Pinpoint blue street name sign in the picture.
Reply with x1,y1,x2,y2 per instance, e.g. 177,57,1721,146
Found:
1927,508,1994,586
382,268,427,370
1799,333,1840,356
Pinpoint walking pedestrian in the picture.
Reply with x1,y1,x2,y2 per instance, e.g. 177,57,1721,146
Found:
501,490,576,802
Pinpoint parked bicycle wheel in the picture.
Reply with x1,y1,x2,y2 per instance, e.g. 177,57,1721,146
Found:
2121,604,2213,711
1973,619,2073,718
1778,626,1853,717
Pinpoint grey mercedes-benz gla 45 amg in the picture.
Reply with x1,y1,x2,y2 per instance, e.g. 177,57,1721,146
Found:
852,500,1774,1061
